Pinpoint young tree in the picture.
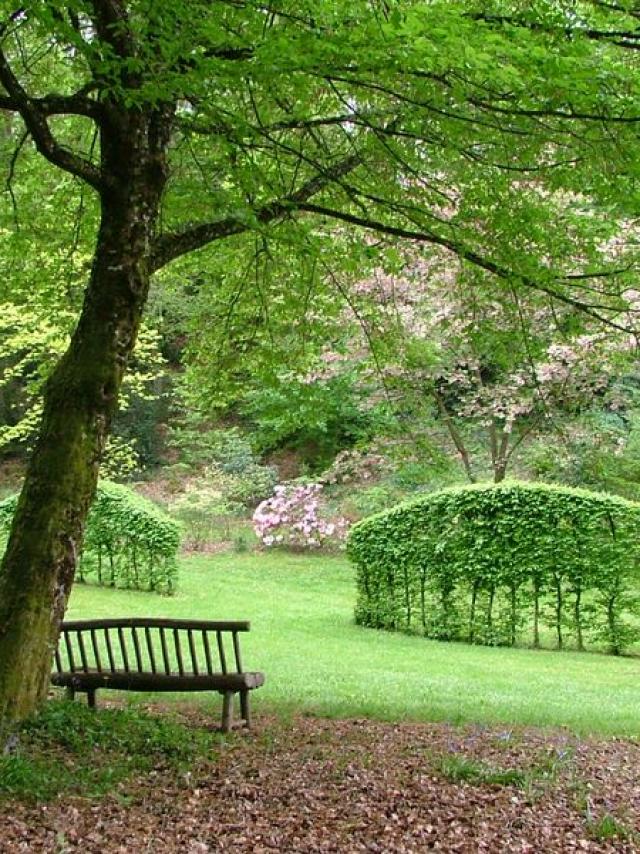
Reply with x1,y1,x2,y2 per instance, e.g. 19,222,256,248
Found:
0,0,639,728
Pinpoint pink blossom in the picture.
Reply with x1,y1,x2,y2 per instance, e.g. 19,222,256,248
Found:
252,482,350,550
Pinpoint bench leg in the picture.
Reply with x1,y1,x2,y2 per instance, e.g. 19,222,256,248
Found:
87,689,97,709
66,686,76,702
240,690,251,728
221,691,234,733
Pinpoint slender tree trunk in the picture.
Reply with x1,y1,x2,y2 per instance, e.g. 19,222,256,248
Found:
0,106,172,729
492,430,510,483
432,390,476,483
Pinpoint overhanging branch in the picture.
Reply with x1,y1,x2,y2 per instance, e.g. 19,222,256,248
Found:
151,152,361,271
0,88,102,120
0,49,103,189
294,202,633,333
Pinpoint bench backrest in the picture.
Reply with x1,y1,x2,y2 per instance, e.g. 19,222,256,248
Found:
54,618,250,677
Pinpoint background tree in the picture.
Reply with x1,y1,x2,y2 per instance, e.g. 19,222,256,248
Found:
0,0,639,729
357,252,632,483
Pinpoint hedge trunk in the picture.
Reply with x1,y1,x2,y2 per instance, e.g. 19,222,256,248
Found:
0,109,171,730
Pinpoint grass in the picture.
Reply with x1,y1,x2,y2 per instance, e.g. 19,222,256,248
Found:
434,754,528,787
64,551,640,737
586,813,637,843
0,700,219,801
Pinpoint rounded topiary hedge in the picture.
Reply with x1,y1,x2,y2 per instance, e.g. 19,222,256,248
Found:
347,481,640,654
0,481,181,593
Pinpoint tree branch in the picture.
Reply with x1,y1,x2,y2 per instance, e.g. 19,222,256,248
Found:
0,87,102,120
5,126,28,229
471,9,640,48
294,202,633,333
0,48,103,190
150,152,361,271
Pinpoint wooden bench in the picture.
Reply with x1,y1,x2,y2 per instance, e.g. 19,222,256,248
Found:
51,618,265,732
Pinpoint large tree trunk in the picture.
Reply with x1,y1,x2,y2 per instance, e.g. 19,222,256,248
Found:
0,108,171,729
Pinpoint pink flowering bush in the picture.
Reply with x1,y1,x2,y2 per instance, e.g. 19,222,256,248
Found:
253,483,350,550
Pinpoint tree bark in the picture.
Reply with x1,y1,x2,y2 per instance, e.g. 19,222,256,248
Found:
0,106,172,730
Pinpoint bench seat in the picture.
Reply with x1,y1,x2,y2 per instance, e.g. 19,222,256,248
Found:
52,670,265,693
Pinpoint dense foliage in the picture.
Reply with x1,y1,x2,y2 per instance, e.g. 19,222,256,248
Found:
348,482,640,654
0,482,180,593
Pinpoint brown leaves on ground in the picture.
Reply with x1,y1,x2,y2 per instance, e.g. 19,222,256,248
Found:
3,709,639,853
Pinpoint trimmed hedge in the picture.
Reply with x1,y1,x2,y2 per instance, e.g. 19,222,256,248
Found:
0,481,181,593
347,482,640,654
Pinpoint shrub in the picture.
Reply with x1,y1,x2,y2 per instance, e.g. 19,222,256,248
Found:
340,485,402,520
253,483,350,550
348,481,640,653
168,422,259,475
169,482,244,549
0,481,181,593
321,448,389,485
219,462,278,506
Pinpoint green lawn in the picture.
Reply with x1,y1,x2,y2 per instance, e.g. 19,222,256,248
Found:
66,551,640,737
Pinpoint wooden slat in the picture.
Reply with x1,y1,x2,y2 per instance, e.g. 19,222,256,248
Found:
131,627,143,672
216,631,227,674
174,629,185,677
104,628,116,671
62,618,251,632
232,631,242,673
64,631,76,673
90,629,102,671
54,648,62,673
159,627,171,674
76,631,89,672
202,630,214,675
117,627,130,673
187,629,198,676
145,627,157,674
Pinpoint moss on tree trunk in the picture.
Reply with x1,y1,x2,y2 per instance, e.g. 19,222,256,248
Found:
0,107,172,731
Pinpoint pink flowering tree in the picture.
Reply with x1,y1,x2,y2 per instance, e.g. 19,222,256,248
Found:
253,483,350,550
289,246,633,484
392,259,630,482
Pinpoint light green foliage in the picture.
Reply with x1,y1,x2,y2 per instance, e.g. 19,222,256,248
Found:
142,0,640,443
168,423,277,499
0,139,167,473
3,0,640,729
169,482,245,549
0,482,181,593
348,482,640,653
0,286,167,474
99,435,142,481
169,422,264,482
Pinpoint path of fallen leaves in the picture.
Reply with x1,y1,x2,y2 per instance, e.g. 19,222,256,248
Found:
3,709,639,853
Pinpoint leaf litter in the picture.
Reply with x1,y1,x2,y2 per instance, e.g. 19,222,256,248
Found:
2,705,639,853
